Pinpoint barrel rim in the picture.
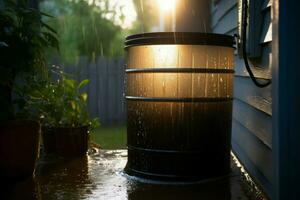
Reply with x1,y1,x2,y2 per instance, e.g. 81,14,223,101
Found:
125,96,233,102
125,32,235,49
125,68,235,74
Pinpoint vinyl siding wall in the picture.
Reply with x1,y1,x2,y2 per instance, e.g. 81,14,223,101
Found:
211,0,273,196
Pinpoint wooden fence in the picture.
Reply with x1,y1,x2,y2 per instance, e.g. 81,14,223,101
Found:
55,56,126,125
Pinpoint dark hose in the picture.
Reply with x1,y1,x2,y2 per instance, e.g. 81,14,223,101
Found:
241,0,271,88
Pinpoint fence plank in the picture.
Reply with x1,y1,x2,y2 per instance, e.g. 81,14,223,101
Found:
88,60,98,118
58,56,126,125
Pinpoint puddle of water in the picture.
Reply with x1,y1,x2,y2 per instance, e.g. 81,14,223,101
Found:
2,150,252,200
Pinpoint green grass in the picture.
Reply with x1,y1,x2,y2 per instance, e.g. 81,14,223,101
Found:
91,125,127,149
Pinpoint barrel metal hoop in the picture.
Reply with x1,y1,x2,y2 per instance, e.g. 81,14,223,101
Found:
124,32,235,48
125,167,231,182
125,96,233,102
127,168,192,179
128,145,204,155
126,68,234,74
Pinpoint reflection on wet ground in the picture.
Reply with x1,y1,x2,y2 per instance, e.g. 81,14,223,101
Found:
2,150,260,200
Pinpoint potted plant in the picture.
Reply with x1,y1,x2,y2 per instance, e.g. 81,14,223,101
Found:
0,0,58,179
21,68,99,157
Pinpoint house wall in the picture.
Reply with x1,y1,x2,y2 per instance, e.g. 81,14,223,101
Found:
211,0,273,196
273,0,300,199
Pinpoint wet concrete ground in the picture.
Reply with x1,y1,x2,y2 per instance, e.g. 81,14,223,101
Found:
2,150,264,200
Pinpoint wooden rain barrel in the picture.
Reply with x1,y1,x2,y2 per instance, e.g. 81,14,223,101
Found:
124,32,235,181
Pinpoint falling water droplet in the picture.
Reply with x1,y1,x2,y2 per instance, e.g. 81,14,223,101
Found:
139,0,145,33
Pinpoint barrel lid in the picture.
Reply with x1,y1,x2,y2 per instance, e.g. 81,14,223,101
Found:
125,32,235,49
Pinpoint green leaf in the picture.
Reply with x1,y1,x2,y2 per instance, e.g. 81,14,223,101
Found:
0,42,8,47
80,93,88,102
64,79,76,89
40,11,54,18
78,79,89,89
41,21,57,34
90,118,100,130
42,31,59,50
70,101,76,110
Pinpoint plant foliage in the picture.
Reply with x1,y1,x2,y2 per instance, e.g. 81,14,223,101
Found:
0,0,58,121
16,66,100,130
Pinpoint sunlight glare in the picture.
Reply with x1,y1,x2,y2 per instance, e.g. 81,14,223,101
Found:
156,0,177,12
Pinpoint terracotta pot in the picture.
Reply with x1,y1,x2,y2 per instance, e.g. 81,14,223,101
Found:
42,126,89,157
0,120,40,180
